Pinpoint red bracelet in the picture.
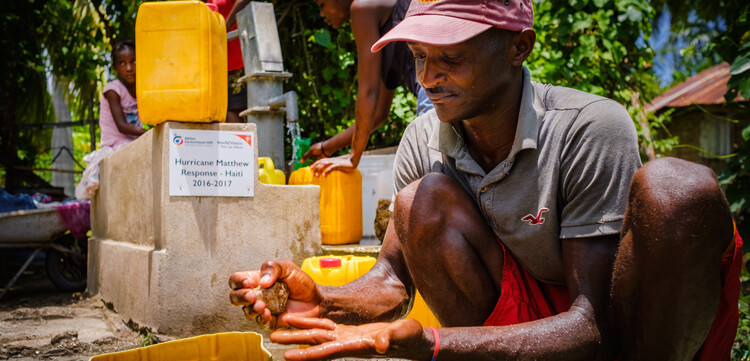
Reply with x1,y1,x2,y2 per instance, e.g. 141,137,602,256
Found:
426,326,439,361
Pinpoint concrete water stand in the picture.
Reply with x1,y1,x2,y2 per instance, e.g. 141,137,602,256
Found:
88,122,322,338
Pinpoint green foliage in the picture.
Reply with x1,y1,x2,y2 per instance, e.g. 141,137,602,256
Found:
646,108,680,153
1,0,57,174
527,0,662,155
650,0,749,98
371,87,417,149
652,0,750,255
714,5,750,254
276,0,658,156
2,0,107,187
42,1,109,118
274,0,415,157
71,125,99,184
139,328,154,347
274,1,356,155
734,253,750,361
727,41,750,102
2,0,659,183
718,3,750,102
90,0,143,43
720,121,750,235
1,0,152,188
648,4,750,353
653,8,721,88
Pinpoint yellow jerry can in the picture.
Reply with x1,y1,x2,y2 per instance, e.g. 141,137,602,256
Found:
289,167,362,245
135,0,227,125
300,255,441,328
288,164,314,185
90,332,271,361
258,157,285,185
301,255,376,286
406,292,441,329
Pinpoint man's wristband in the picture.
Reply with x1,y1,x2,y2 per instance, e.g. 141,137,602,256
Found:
426,326,439,361
320,140,331,158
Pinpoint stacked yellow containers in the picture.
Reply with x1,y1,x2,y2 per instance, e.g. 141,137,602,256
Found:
289,167,362,245
301,255,441,328
135,1,227,125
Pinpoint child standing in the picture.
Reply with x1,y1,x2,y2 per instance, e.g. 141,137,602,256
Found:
99,40,145,150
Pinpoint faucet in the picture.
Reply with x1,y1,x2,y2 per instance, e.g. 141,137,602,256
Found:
267,91,298,124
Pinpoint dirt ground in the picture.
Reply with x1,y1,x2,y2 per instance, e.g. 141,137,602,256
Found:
0,256,404,361
0,263,145,361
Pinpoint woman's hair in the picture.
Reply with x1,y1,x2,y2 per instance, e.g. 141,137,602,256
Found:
111,39,135,64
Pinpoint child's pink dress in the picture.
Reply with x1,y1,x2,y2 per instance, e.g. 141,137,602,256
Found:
99,79,141,150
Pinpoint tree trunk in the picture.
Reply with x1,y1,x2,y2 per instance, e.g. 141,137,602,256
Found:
631,91,656,161
3,67,20,190
50,75,75,197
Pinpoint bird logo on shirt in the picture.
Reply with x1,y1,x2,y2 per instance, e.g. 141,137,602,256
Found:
522,208,549,225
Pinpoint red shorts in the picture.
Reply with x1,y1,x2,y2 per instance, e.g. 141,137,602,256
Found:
484,227,744,360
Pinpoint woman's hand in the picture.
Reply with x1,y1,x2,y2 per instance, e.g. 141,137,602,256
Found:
310,155,358,176
270,316,431,361
301,141,327,164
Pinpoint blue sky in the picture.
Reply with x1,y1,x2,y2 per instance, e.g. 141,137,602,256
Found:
649,6,726,88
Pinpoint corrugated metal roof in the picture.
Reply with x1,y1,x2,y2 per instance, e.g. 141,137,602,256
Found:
646,62,745,113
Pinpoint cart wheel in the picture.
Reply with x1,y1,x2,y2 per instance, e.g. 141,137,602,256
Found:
45,238,87,292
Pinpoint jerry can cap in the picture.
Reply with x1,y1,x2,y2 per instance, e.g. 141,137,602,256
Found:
319,258,342,268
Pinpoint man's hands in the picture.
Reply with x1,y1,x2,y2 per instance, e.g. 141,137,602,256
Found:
229,259,321,329
270,316,431,361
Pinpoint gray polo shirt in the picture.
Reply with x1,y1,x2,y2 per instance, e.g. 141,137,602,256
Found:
393,67,641,285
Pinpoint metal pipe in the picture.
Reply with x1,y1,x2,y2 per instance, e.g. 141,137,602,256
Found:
236,2,292,168
267,91,298,123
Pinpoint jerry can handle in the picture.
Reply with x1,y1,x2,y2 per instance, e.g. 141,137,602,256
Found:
258,157,275,171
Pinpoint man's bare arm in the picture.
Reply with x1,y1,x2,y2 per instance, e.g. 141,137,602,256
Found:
319,221,413,323
268,234,619,361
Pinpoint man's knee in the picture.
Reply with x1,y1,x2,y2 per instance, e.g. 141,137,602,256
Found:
393,173,464,214
393,173,463,227
628,157,732,244
632,158,726,209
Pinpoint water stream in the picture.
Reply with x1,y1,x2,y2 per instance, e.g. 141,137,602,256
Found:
286,121,302,167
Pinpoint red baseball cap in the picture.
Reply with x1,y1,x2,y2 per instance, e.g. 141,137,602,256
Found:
372,0,533,52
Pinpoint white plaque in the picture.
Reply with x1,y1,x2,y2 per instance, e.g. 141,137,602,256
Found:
168,129,255,197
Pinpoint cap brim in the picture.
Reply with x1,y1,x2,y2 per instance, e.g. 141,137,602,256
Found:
372,15,492,53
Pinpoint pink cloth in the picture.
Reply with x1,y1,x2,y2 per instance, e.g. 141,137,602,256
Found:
55,201,91,240
99,79,141,150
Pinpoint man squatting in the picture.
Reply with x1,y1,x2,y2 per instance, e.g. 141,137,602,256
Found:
229,0,743,360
